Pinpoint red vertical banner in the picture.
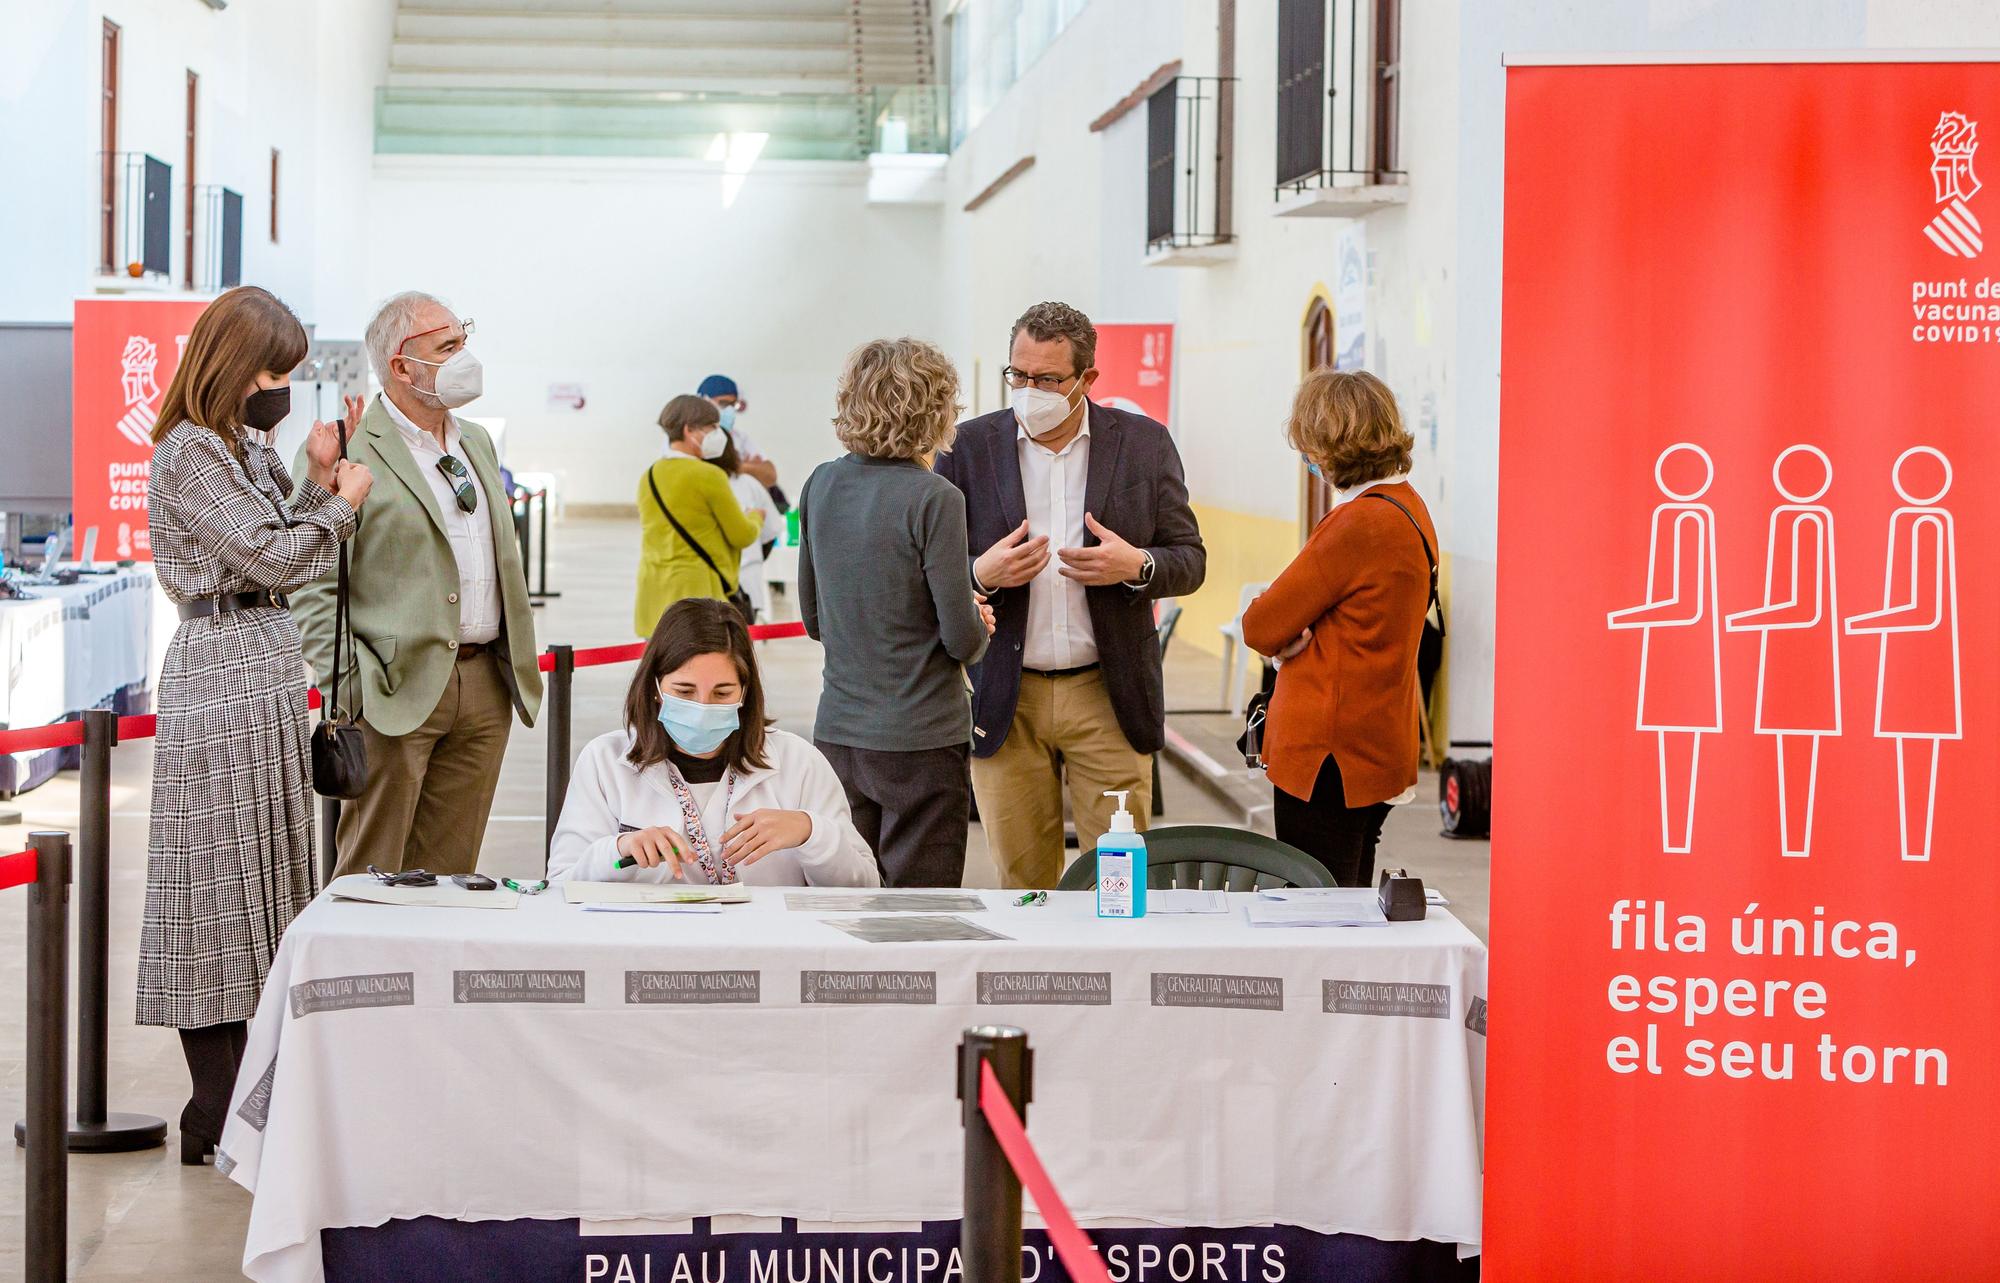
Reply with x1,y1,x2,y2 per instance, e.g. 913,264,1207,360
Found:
1089,322,1174,428
1492,61,2000,1279
71,297,209,561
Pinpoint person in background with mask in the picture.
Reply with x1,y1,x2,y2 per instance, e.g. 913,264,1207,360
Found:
292,291,544,879
698,373,783,501
142,285,371,1163
636,394,763,637
934,301,1205,889
548,597,879,887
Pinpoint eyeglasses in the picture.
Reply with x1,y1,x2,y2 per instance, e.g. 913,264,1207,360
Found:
436,454,479,514
368,865,437,887
1002,367,1077,392
397,317,475,358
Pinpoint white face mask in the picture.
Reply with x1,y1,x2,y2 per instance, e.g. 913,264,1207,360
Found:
1011,382,1084,440
402,348,484,409
699,425,729,460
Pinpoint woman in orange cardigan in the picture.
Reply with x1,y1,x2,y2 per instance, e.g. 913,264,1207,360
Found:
1242,370,1437,886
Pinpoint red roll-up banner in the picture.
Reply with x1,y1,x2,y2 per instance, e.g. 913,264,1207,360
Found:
71,297,210,562
1492,61,2000,1279
1090,322,1175,429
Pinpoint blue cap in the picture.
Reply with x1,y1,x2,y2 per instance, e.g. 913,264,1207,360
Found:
697,374,738,399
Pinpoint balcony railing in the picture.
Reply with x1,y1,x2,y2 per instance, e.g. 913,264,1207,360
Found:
1146,76,1237,255
193,185,244,294
1274,0,1405,199
98,152,171,279
375,85,949,162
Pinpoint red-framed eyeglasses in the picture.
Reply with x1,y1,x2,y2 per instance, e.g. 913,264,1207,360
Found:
396,316,475,358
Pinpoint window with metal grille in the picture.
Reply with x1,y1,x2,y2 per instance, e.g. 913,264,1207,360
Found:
1273,0,1404,197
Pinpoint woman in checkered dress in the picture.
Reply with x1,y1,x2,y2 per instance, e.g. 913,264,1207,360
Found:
141,286,374,1165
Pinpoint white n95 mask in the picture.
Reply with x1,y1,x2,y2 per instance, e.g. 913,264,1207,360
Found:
404,348,484,409
1011,384,1083,439
700,425,730,460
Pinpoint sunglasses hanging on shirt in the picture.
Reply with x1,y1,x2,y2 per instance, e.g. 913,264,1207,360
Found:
435,454,478,514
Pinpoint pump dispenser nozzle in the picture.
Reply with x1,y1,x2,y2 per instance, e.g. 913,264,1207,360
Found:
1104,790,1136,833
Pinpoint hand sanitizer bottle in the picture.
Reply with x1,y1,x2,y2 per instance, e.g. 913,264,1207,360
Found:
1095,790,1148,919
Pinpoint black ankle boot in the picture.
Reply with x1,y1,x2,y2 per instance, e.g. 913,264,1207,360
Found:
177,1021,245,1165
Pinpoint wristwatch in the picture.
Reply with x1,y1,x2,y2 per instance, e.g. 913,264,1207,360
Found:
1126,550,1156,590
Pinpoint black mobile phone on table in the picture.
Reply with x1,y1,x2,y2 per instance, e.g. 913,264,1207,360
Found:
452,874,498,891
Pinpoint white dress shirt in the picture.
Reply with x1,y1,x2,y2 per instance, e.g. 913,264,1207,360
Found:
380,393,501,644
1018,417,1097,671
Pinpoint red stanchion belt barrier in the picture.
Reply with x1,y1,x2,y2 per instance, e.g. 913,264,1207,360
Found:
979,1060,1113,1283
538,620,809,672
0,628,806,747
0,849,37,892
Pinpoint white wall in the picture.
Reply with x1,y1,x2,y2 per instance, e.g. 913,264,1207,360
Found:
0,0,393,329
365,155,945,507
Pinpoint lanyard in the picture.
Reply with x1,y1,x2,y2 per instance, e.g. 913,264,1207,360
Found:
665,765,739,885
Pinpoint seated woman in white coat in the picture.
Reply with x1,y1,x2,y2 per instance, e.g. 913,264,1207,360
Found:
549,597,881,886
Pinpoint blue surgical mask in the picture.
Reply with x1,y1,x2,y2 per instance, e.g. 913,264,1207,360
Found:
656,691,741,755
717,404,738,430
1300,453,1324,479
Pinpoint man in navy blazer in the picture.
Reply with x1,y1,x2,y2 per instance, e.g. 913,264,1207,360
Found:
934,301,1205,888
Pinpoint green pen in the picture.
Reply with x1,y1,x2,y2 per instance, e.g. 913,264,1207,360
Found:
1012,890,1048,907
502,877,548,895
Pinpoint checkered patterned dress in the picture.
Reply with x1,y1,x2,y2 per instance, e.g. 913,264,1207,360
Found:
137,425,357,1029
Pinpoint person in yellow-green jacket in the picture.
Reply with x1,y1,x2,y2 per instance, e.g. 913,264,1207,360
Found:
636,394,762,636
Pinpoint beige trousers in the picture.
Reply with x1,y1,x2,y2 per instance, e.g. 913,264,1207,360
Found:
333,653,513,879
970,668,1152,890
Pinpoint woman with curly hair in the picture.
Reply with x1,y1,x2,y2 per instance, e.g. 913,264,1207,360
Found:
1242,369,1439,887
797,338,994,886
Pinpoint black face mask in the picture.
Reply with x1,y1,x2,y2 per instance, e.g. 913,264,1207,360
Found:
243,386,291,433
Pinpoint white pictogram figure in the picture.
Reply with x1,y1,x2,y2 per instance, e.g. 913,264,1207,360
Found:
1925,112,1983,257
1724,446,1840,858
117,335,162,447
1608,444,1722,854
1845,447,1960,862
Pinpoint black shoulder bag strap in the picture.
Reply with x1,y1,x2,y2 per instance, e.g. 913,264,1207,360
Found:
646,466,740,595
329,421,363,723
1365,491,1446,638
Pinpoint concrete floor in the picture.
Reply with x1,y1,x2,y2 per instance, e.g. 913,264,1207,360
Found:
0,516,1490,1278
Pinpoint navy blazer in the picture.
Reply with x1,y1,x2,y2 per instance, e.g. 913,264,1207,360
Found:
933,402,1206,757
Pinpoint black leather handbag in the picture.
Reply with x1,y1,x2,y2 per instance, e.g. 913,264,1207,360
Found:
311,423,370,799
647,468,756,626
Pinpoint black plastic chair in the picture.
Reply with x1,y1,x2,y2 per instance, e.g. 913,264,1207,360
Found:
1056,824,1332,892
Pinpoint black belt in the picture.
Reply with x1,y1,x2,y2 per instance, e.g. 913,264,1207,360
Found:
455,641,495,661
1024,662,1099,680
178,590,286,621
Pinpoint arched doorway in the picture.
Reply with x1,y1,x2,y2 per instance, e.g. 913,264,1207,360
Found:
1301,294,1335,530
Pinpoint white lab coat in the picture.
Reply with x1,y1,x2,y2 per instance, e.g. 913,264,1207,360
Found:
549,728,881,887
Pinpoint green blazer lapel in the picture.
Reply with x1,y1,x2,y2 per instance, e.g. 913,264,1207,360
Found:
363,398,450,539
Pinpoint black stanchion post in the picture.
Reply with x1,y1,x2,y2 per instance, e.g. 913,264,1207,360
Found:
67,710,165,1152
22,831,71,1283
959,1025,1031,1283
544,645,575,867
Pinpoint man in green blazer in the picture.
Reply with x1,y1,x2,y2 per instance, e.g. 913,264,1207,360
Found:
293,292,542,877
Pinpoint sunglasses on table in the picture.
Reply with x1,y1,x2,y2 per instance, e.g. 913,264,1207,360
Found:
435,454,479,514
368,865,437,888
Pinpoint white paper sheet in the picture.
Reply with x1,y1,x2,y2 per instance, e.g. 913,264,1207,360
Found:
581,902,724,915
562,881,752,905
1145,890,1231,914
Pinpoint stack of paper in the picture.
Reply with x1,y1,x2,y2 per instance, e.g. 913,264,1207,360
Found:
1245,899,1389,928
327,875,521,911
787,891,989,913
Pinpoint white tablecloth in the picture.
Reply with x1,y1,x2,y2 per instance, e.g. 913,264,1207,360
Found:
220,888,1487,1283
0,596,66,730
33,569,154,712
